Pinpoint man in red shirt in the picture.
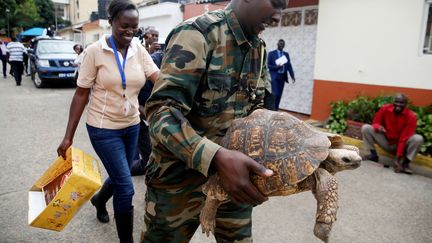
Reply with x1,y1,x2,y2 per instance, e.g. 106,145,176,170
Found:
361,93,423,174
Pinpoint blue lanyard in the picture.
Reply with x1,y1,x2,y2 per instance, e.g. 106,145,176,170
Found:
109,36,128,91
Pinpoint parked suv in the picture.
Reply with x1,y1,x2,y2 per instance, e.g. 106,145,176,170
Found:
29,37,77,88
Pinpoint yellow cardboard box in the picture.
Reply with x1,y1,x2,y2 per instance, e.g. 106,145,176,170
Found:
28,147,102,231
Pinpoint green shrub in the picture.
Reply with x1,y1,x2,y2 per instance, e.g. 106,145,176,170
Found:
409,105,432,154
327,95,432,156
327,101,348,134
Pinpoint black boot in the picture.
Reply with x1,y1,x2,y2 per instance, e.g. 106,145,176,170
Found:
115,207,134,243
362,149,379,162
90,181,113,223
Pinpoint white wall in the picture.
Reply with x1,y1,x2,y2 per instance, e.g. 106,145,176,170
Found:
138,2,183,42
314,0,432,89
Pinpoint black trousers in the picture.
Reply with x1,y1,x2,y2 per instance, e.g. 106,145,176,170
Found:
137,122,151,164
1,57,6,77
10,61,24,84
264,89,276,111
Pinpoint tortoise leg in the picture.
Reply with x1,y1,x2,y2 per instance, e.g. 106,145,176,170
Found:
312,168,338,242
200,175,228,237
200,196,223,237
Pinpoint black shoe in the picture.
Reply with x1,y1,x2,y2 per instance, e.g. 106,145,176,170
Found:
362,154,379,162
115,208,134,243
401,167,413,174
400,164,413,175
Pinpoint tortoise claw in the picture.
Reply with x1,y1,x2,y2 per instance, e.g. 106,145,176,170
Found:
201,220,215,237
314,222,331,242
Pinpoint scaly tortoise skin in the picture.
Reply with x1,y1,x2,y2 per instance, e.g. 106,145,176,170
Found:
200,109,362,242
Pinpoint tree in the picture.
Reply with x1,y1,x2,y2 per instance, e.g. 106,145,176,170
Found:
14,0,41,29
0,0,18,35
35,0,55,28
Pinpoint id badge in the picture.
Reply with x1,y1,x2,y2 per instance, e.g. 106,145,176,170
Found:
123,99,131,116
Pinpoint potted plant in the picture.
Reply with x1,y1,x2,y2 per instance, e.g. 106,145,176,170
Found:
344,96,375,139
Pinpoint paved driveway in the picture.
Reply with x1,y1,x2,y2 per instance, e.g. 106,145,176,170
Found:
1,76,431,243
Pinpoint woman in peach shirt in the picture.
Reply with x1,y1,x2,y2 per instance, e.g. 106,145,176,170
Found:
57,1,158,242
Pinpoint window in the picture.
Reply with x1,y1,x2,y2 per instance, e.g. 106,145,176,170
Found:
422,0,432,54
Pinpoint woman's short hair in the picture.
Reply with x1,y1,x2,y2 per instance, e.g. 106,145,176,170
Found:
73,44,83,52
107,0,138,20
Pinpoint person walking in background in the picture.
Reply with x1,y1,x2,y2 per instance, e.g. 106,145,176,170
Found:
361,93,424,174
130,27,163,176
6,38,27,86
72,44,84,84
267,39,295,110
23,43,30,76
56,0,159,241
0,40,8,78
140,0,286,241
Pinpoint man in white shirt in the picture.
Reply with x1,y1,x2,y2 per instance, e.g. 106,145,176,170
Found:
6,37,27,86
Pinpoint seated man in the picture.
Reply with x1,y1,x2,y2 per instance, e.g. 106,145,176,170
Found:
361,93,423,174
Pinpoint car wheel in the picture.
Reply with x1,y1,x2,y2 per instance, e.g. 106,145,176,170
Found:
33,72,46,88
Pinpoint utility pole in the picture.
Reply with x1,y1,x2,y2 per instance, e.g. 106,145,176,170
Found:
6,8,10,37
55,6,58,31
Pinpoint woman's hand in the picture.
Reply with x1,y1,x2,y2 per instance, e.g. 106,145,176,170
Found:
57,138,72,159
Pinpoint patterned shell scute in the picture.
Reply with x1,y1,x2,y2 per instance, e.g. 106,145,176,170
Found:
222,110,331,195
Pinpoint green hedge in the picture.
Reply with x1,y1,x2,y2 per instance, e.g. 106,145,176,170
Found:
327,95,432,156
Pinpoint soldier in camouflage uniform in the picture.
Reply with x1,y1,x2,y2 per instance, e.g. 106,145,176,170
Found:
141,0,286,242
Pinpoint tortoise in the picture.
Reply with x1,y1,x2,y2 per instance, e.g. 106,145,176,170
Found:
200,109,362,242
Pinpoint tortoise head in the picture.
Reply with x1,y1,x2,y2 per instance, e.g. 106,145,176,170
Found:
322,148,362,173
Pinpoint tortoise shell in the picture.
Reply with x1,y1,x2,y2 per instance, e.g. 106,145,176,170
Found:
221,109,331,196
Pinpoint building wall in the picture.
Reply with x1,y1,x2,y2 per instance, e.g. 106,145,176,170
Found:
312,0,432,120
57,27,75,41
52,0,70,21
69,0,142,25
288,0,319,8
138,2,183,42
69,0,98,24
82,19,111,46
182,0,318,20
183,1,229,20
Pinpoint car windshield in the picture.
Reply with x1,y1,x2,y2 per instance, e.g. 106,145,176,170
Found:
37,41,76,54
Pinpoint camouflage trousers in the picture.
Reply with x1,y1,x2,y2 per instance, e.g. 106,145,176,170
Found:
140,171,253,243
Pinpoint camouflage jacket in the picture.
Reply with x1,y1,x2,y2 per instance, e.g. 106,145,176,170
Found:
144,5,270,183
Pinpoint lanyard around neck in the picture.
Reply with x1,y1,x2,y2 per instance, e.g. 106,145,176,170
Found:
109,36,128,91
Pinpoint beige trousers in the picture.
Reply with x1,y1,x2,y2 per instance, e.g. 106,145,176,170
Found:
361,124,423,161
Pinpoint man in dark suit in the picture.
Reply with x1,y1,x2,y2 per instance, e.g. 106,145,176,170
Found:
267,39,295,110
